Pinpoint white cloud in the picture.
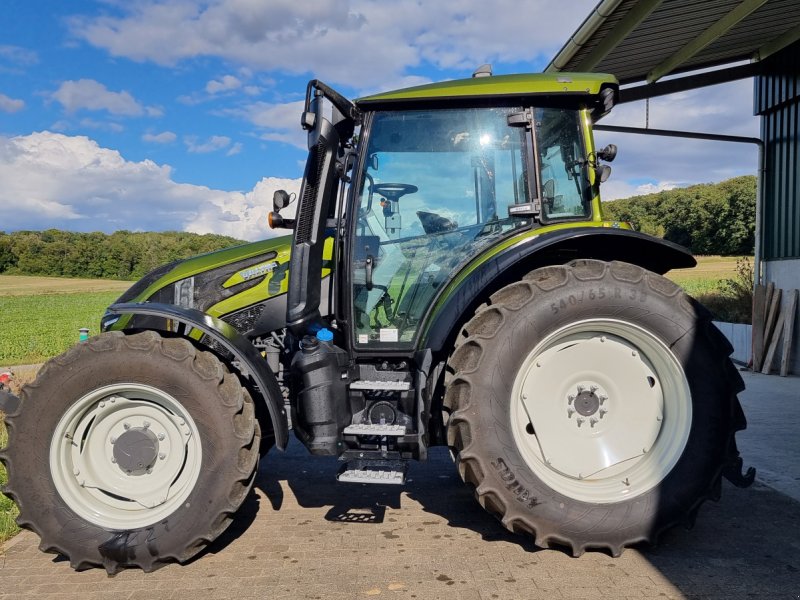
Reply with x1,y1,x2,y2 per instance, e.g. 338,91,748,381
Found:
0,131,300,240
226,141,243,156
0,45,38,68
185,176,302,239
224,100,305,149
69,0,595,87
0,93,24,113
51,79,160,117
206,75,241,94
79,118,125,133
142,131,177,144
184,134,232,153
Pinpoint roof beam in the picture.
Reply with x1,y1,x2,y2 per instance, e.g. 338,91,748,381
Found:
560,0,664,72
619,62,760,103
753,23,800,61
646,0,769,83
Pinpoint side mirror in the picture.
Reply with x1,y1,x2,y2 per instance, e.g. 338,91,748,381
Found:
273,189,291,212
597,144,617,162
595,165,612,183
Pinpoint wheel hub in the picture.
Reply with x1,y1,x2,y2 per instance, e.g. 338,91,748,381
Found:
574,389,600,417
112,427,160,475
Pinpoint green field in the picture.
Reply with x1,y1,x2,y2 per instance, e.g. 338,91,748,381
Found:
0,275,132,366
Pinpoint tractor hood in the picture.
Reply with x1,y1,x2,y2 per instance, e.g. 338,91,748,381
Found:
104,234,335,338
114,236,294,311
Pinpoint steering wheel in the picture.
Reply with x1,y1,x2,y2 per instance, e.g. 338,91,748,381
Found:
372,183,418,202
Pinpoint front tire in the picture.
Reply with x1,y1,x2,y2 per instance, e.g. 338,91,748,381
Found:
0,331,260,573
444,260,746,556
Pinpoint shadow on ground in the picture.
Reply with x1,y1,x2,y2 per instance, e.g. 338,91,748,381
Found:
199,437,799,597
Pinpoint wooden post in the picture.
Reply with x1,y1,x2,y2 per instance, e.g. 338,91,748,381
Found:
752,283,767,371
780,290,798,377
763,287,783,361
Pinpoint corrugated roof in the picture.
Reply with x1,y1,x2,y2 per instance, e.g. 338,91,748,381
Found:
547,0,800,85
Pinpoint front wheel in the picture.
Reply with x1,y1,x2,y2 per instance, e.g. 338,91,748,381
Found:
445,260,746,556
0,331,260,572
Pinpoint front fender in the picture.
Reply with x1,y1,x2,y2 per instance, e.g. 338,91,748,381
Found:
104,302,288,450
421,227,695,353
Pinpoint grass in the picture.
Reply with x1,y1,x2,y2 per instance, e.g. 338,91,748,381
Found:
0,275,133,366
667,256,753,324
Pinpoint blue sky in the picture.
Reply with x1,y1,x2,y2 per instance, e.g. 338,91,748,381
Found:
0,0,760,240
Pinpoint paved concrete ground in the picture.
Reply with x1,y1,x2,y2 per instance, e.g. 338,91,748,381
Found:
2,372,799,599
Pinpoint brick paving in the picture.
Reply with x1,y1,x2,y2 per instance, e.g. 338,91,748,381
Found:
2,436,799,600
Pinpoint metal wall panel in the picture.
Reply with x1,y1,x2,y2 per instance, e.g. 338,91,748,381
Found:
757,41,800,260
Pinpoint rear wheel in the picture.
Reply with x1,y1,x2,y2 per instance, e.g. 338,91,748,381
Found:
0,331,259,572
445,260,746,556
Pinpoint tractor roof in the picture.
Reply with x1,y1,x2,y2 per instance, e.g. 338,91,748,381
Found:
356,72,618,108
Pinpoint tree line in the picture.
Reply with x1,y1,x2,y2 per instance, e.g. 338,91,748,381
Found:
0,230,245,280
602,175,755,255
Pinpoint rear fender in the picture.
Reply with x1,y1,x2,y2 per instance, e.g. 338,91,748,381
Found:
104,302,288,450
421,227,695,353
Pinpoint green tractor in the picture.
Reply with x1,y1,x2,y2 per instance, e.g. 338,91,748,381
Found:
1,71,753,572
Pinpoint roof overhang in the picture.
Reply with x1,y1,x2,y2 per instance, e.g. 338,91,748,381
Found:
546,0,800,100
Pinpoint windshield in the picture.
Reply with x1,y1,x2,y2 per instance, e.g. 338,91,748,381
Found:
351,106,531,347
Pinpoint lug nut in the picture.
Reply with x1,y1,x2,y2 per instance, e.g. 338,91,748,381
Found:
159,453,166,460
568,395,575,404
576,418,585,427
158,433,165,441
73,468,80,476
110,436,117,444
590,418,598,428
123,423,130,430
567,408,575,418
143,421,151,429
599,409,607,419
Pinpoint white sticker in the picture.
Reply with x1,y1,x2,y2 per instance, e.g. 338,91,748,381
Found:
358,334,369,344
379,328,399,342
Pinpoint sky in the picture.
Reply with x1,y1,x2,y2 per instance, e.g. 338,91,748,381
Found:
0,0,761,241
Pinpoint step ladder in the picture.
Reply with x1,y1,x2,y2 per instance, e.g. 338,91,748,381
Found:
337,458,408,485
348,380,411,391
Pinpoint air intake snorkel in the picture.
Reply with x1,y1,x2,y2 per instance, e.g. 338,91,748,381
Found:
285,81,360,337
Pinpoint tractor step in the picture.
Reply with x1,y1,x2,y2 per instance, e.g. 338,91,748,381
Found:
349,380,411,391
343,423,407,436
337,459,408,485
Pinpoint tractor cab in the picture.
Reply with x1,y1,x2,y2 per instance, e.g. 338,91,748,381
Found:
272,74,618,352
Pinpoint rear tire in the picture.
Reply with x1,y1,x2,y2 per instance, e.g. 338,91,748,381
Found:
0,331,259,573
444,260,746,556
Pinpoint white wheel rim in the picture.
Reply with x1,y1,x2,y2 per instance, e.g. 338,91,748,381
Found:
510,319,691,504
49,383,202,529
